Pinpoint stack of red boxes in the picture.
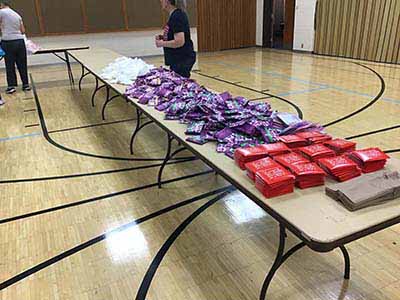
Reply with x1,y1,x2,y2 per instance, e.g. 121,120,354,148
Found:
297,144,336,162
245,157,281,181
324,139,356,155
348,148,390,173
296,131,332,144
259,142,291,156
279,135,308,148
318,156,362,182
255,166,296,198
233,130,391,199
274,152,310,168
288,163,326,189
234,145,270,170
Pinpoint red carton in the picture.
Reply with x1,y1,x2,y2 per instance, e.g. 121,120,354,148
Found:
324,139,356,155
234,145,269,170
255,166,295,198
274,152,310,168
348,148,389,173
288,162,326,189
279,135,308,148
296,131,332,144
298,144,336,161
259,142,291,156
318,156,361,182
245,157,281,181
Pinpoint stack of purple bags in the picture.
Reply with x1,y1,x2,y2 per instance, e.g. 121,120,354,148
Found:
125,67,322,158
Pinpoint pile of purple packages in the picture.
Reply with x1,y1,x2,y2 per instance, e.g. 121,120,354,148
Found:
125,67,323,158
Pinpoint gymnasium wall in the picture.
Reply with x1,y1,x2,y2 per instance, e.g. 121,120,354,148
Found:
10,0,197,37
314,0,400,64
197,0,257,51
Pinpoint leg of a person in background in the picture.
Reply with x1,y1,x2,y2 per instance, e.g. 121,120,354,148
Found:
15,40,30,90
2,41,18,93
170,58,195,78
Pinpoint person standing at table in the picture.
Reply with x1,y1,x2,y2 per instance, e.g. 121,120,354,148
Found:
156,0,196,78
0,1,30,94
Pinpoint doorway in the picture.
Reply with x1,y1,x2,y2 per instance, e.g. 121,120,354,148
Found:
263,0,295,49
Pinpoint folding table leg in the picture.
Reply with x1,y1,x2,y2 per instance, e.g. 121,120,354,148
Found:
64,51,74,86
129,110,154,155
259,224,306,300
91,80,106,107
78,65,91,91
340,245,351,280
259,225,351,300
157,146,187,188
102,92,120,120
157,134,187,188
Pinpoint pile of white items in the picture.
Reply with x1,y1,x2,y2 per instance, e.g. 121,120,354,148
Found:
24,35,41,55
100,57,154,85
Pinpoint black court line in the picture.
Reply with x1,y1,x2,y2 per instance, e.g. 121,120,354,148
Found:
48,118,137,134
259,48,400,81
23,109,37,113
0,169,213,225
0,186,233,291
0,158,196,184
193,71,304,119
323,62,386,128
346,124,400,140
385,149,400,154
248,96,274,101
25,124,40,128
30,74,190,162
135,187,235,300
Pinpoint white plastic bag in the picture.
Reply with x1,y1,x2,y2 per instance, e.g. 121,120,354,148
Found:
23,35,40,55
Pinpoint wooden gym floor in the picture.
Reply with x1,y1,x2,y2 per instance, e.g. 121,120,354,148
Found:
0,47,399,300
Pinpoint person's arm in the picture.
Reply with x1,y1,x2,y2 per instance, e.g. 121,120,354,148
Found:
20,20,25,34
156,32,185,48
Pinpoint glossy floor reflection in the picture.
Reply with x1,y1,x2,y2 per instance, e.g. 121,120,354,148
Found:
0,48,399,300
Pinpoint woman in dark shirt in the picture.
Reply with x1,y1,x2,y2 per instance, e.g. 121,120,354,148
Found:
156,0,196,78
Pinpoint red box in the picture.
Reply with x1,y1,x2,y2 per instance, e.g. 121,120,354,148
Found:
296,131,332,144
245,157,281,181
324,139,356,155
279,135,308,148
234,145,270,170
255,166,295,198
288,162,326,189
318,156,361,182
348,148,389,173
298,144,336,161
274,152,310,168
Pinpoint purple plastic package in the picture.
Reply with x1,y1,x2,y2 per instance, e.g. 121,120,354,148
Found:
124,67,324,159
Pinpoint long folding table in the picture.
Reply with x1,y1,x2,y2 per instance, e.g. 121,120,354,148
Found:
67,48,400,299
34,46,89,86
1,46,89,86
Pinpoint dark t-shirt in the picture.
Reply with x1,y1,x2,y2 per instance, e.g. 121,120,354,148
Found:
163,9,195,66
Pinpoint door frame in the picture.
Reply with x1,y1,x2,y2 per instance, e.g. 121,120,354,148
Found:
263,0,296,49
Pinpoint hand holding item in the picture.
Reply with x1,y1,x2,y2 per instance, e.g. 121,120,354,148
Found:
155,39,165,48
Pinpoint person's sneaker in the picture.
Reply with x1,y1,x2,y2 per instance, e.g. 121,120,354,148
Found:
22,85,31,91
0,99,5,105
6,87,16,94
